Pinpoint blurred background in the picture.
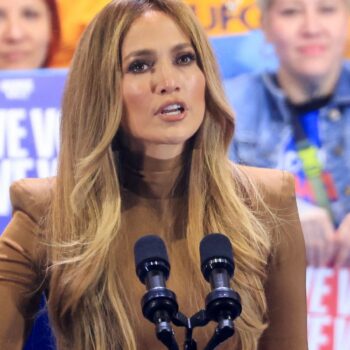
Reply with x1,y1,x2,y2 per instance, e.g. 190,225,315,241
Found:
0,1,349,349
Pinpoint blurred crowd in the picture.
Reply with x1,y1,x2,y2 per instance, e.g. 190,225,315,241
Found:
225,0,350,268
0,0,109,69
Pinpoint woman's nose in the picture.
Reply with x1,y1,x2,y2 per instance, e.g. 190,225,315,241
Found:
301,10,322,36
152,63,181,95
3,17,26,42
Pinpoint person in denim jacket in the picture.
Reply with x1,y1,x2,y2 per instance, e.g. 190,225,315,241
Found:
224,0,350,267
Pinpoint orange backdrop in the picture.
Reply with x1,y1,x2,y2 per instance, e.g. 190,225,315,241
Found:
51,0,350,68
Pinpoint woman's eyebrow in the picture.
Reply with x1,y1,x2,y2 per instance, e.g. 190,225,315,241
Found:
123,49,154,62
123,42,193,62
171,43,193,53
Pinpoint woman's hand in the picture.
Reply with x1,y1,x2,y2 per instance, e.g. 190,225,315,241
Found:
297,200,335,267
334,213,350,267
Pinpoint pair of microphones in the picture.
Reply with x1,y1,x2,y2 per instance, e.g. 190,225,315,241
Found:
134,233,242,350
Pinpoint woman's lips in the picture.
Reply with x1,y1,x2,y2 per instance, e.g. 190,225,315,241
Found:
155,101,188,122
158,109,187,122
1,51,27,62
298,45,326,56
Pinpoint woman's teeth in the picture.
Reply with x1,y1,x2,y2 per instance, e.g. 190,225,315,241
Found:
161,104,184,115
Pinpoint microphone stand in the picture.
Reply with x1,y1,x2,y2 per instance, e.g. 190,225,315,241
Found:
142,287,181,350
172,312,197,350
143,289,241,350
178,283,241,349
135,234,241,349
152,310,178,350
185,309,235,350
204,316,234,350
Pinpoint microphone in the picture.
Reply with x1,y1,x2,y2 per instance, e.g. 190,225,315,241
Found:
199,233,242,349
134,235,180,350
134,234,170,290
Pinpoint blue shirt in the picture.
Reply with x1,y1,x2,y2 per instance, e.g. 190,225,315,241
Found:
224,63,350,225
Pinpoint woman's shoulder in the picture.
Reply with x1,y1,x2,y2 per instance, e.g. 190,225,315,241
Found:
233,163,296,210
233,164,304,262
10,177,56,223
224,71,264,88
223,72,265,103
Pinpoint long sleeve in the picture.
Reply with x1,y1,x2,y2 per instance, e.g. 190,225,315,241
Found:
0,178,52,350
0,211,45,349
258,171,308,350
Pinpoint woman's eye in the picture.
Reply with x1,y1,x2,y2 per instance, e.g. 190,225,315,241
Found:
22,8,41,19
176,53,196,65
319,5,337,14
127,60,152,73
279,8,300,16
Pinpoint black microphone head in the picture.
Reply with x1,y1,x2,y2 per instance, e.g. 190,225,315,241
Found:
200,233,234,281
134,235,170,284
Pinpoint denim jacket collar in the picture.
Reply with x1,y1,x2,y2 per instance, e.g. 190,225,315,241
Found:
260,62,350,122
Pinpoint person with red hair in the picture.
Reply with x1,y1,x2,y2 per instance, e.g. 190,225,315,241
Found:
0,0,60,69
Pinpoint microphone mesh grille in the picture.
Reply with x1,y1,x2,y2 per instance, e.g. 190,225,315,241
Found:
134,235,169,267
200,233,233,266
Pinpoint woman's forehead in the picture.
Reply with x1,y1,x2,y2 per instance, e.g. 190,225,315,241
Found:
122,11,191,56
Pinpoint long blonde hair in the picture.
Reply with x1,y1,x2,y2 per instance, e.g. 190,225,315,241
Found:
47,0,273,349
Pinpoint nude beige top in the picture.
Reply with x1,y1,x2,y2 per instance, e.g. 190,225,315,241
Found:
0,152,308,350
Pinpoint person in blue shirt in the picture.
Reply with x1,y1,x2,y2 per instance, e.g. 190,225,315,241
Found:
225,0,350,267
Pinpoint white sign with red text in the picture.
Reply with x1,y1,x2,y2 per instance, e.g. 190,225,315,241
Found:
307,267,350,350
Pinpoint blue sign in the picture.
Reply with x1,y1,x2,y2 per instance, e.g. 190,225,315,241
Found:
0,69,67,234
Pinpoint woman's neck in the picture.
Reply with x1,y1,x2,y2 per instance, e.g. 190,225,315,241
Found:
277,65,341,104
118,130,186,160
133,143,184,160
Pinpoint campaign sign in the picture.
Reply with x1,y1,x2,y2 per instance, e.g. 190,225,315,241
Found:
307,267,350,350
0,69,66,234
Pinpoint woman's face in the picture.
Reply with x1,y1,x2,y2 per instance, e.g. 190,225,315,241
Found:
0,0,51,69
121,10,206,159
263,0,349,80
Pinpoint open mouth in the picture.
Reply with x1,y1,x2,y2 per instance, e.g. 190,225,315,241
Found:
160,103,185,116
